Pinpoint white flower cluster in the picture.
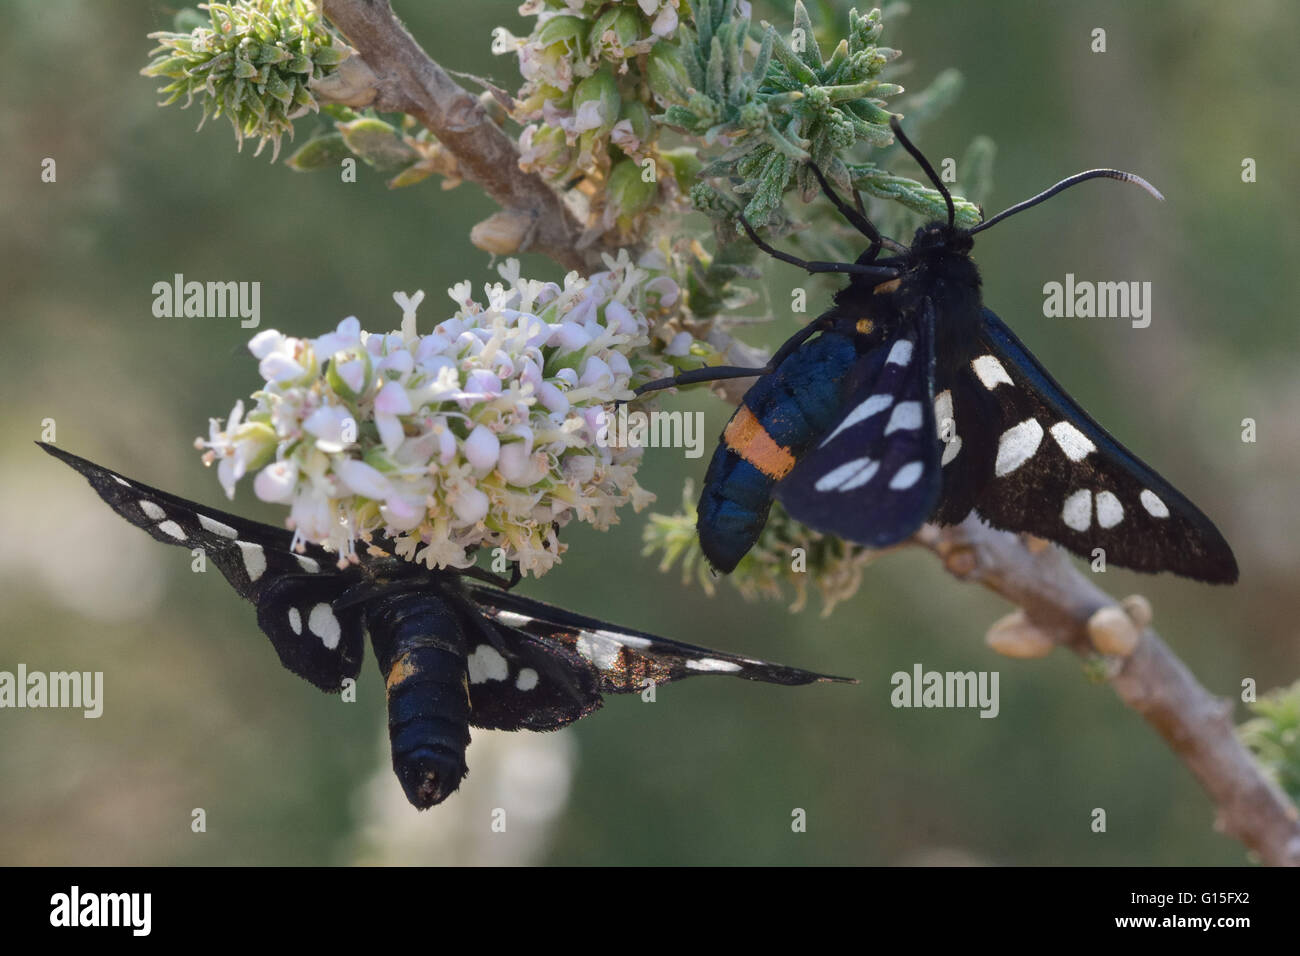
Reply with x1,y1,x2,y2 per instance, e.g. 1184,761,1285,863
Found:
197,253,677,577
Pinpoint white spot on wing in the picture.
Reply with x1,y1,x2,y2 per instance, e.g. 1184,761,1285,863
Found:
288,607,302,635
886,339,913,366
972,354,1014,390
889,461,924,490
686,658,743,673
1140,489,1169,518
111,475,131,488
576,632,622,671
495,610,531,628
941,435,962,466
139,500,166,521
933,389,953,425
516,668,539,691
295,554,320,573
467,644,509,683
994,419,1044,477
156,520,186,541
1049,421,1096,462
1062,489,1092,531
307,603,341,649
1096,490,1124,528
814,457,879,492
819,393,892,447
198,514,239,539
884,401,922,435
594,629,652,650
237,541,267,582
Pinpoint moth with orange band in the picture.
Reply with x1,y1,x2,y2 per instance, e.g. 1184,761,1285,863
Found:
638,118,1237,584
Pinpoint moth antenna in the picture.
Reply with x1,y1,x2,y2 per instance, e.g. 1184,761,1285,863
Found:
889,116,955,228
969,169,1164,235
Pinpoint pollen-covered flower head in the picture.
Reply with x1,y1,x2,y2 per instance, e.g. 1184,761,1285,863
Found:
198,254,676,577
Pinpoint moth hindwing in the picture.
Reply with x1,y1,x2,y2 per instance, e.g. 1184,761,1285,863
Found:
42,442,852,809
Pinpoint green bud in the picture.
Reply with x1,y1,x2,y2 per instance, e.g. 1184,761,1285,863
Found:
537,15,589,58
285,132,349,171
589,7,644,61
608,157,657,226
326,349,373,402
646,42,690,105
660,147,702,190
619,100,652,144
572,66,621,137
338,117,418,173
521,124,572,178
234,422,279,472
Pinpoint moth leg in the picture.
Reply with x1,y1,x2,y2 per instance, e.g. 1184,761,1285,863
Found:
736,215,898,280
806,163,883,261
635,317,833,395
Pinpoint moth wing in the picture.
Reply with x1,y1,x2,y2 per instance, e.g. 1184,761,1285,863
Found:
774,302,942,547
464,585,852,732
931,309,1237,582
41,442,367,688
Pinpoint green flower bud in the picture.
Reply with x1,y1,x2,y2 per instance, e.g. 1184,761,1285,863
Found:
325,348,373,402
620,99,652,143
338,117,419,173
589,7,644,61
646,42,690,106
608,157,658,226
285,132,350,171
537,14,589,59
572,66,621,138
519,124,572,179
660,147,702,190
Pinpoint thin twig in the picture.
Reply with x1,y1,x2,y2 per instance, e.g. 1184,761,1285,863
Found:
918,516,1300,866
320,0,606,274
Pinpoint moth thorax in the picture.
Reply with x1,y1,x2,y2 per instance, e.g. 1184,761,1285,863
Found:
366,591,471,810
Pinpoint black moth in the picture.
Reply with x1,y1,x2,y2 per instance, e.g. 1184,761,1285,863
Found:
641,118,1237,584
41,442,849,809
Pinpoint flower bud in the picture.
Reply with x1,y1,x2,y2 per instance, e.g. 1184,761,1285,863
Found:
471,208,535,256
607,157,658,227
463,425,501,473
537,14,589,59
646,42,689,106
572,67,621,138
589,7,644,62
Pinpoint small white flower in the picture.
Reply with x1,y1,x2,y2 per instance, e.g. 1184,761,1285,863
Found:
248,330,285,360
313,316,361,355
374,381,413,415
666,331,694,356
336,459,393,501
303,405,355,453
579,355,613,388
450,484,489,524
537,381,569,415
254,460,298,503
463,424,501,473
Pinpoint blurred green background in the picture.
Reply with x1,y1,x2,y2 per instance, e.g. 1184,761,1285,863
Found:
1,0,1297,865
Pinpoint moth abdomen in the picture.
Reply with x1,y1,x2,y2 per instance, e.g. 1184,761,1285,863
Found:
367,591,471,810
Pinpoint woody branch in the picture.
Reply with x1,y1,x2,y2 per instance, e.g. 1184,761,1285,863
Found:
320,0,611,275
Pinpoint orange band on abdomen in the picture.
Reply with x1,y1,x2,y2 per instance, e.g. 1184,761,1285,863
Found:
724,406,797,480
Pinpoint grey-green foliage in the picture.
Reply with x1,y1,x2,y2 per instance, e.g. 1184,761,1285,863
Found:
1239,680,1300,806
655,1,981,232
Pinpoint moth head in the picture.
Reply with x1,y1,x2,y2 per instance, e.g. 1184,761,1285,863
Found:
911,222,974,258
